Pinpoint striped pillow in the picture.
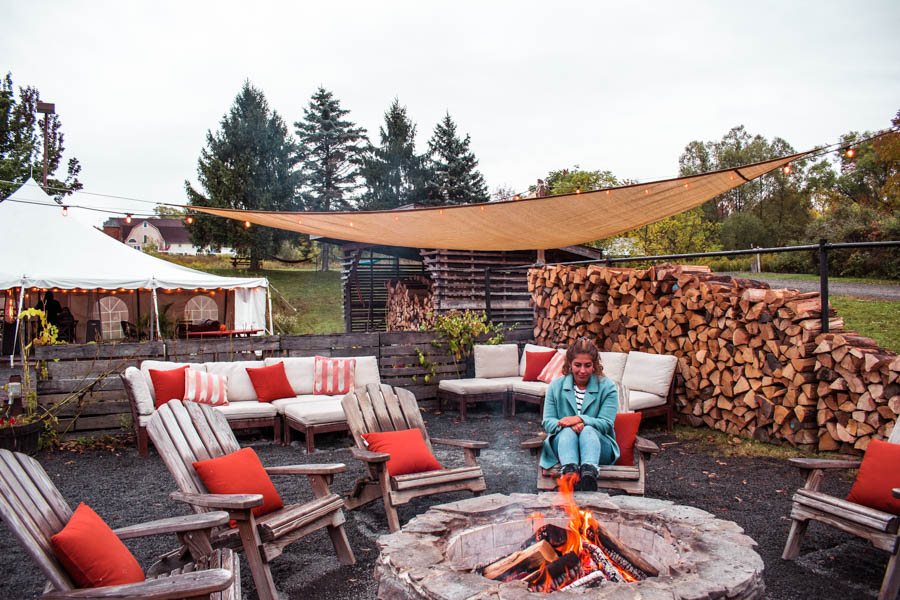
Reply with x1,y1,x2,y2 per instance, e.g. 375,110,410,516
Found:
183,369,229,406
313,356,356,395
537,350,567,383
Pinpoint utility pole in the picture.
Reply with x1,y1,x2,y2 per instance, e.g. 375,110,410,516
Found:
36,101,55,192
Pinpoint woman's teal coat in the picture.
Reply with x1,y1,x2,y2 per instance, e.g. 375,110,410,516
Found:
540,374,620,469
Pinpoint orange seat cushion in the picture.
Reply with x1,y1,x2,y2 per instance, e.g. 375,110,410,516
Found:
148,365,190,409
51,502,145,588
363,429,443,476
613,412,642,467
523,350,558,382
193,448,284,519
246,362,295,403
846,439,900,515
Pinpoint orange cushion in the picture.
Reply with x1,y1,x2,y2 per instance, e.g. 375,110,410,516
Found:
537,350,566,384
314,356,356,395
245,362,295,403
51,502,145,588
193,448,284,520
613,412,642,466
846,439,900,515
523,350,558,382
362,429,443,476
148,365,190,409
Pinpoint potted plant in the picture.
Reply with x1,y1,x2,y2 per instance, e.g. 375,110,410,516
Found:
429,310,511,378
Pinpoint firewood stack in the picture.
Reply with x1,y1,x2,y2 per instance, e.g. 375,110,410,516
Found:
528,263,898,451
386,277,435,331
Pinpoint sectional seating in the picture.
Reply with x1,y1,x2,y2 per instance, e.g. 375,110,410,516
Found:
122,356,380,455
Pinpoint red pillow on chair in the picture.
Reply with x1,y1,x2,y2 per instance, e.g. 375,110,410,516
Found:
613,412,642,467
523,350,558,382
245,362,295,403
51,502,145,588
193,448,284,519
148,365,190,409
362,429,443,476
846,439,900,515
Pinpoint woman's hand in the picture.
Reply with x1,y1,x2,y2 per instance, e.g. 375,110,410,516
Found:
558,416,583,429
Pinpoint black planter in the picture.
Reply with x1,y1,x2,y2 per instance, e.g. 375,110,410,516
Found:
0,420,42,454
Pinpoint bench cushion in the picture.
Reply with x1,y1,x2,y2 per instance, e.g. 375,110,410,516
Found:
621,351,677,397
474,344,519,378
204,361,265,402
140,360,200,404
512,380,549,397
519,343,557,376
628,390,666,411
214,400,278,420
270,394,340,413
599,352,628,383
439,377,520,395
283,398,346,425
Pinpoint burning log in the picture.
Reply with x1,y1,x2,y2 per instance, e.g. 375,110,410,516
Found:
589,522,658,577
524,552,581,590
482,540,557,580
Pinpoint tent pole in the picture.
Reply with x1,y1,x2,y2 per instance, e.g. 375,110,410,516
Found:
9,285,25,367
266,286,273,335
151,288,161,340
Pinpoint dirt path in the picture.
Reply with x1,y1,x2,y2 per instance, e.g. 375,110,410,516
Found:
719,272,900,300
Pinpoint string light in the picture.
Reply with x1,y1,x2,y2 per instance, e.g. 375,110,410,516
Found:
62,206,68,216
185,216,194,225
125,214,132,224
684,183,690,189
575,187,581,194
846,148,856,158
513,195,520,201
297,217,302,225
393,215,399,221
783,165,792,175
243,220,251,229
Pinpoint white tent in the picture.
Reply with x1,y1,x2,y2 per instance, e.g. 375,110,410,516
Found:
1,180,271,356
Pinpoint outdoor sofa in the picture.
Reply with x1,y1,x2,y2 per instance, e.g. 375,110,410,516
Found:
122,355,381,455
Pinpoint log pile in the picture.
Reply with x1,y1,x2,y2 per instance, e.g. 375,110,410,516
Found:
528,263,898,451
385,277,435,331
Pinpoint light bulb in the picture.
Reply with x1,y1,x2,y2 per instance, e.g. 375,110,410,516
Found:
125,214,132,224
244,220,251,229
62,206,68,216
846,148,855,158
783,165,792,175
186,216,194,225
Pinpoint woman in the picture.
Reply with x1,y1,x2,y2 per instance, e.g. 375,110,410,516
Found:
540,337,619,491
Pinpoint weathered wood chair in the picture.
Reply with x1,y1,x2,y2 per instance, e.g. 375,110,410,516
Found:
147,399,355,600
342,384,488,532
0,448,241,599
520,381,660,495
782,425,900,600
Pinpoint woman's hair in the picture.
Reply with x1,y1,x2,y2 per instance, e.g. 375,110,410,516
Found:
561,337,604,376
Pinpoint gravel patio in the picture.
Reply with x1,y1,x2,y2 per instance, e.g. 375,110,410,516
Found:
0,406,890,600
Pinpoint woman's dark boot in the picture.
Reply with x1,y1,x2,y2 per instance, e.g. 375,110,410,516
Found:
579,463,599,491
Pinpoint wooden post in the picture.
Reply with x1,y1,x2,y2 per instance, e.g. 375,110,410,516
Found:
818,239,829,334
484,267,492,322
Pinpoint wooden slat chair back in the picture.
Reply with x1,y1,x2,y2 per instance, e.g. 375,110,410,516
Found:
148,400,354,600
342,384,488,532
0,448,240,599
782,425,900,600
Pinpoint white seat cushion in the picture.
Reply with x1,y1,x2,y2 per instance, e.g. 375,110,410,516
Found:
204,361,264,402
270,394,341,414
621,351,678,397
213,401,278,420
439,378,510,395
518,343,558,376
140,360,201,404
283,398,346,425
474,344,520,378
628,390,666,411
599,352,628,383
512,380,549,397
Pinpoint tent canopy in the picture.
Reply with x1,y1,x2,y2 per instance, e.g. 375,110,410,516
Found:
189,151,811,251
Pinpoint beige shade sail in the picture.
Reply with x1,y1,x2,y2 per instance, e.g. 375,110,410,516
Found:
189,151,811,251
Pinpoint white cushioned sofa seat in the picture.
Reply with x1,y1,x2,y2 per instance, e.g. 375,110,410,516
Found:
283,398,345,425
628,390,667,411
215,401,278,419
512,380,549,397
439,378,513,395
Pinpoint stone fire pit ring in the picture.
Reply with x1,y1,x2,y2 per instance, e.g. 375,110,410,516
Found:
376,493,764,599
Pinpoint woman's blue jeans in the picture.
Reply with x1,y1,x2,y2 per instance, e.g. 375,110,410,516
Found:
552,426,613,466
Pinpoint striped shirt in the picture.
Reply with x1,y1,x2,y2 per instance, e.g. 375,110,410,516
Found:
574,385,586,414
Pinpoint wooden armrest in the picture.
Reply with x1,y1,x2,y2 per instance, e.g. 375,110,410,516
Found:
634,436,660,455
42,569,233,599
265,463,346,476
113,511,230,540
787,458,861,470
432,438,489,449
520,437,544,450
170,491,263,510
350,447,390,463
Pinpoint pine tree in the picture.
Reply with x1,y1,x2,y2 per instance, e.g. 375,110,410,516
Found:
185,81,299,271
360,99,426,210
0,72,82,201
423,113,489,206
294,87,368,212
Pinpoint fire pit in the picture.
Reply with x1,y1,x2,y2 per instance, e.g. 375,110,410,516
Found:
376,492,765,599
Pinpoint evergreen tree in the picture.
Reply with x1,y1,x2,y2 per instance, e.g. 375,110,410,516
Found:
185,81,298,271
422,113,489,206
0,72,82,201
360,99,426,209
294,87,368,212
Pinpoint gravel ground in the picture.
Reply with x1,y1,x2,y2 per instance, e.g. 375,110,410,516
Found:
0,406,890,600
718,273,900,301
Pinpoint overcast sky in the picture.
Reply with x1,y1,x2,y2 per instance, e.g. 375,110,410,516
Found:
4,1,899,227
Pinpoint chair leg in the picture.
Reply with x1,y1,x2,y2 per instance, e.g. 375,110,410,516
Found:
274,418,283,446
379,470,401,532
326,523,356,566
459,397,467,422
879,550,900,600
235,517,279,600
781,516,809,560
666,406,673,432
137,426,149,457
306,430,315,454
283,422,292,445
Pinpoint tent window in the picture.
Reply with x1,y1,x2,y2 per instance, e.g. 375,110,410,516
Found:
93,296,128,341
184,295,217,324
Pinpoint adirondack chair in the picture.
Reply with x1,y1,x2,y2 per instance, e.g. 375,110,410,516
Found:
0,448,241,599
147,400,354,600
342,384,488,532
782,425,900,600
520,381,660,495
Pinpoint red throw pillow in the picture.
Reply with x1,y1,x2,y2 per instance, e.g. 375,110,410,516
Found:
362,429,443,477
613,412,642,467
537,350,566,384
846,439,900,515
193,448,284,520
184,369,229,406
148,365,190,409
313,356,356,395
523,350,558,382
51,502,145,588
245,362,295,403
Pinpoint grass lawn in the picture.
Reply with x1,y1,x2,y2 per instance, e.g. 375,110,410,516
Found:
729,271,899,286
830,295,900,353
